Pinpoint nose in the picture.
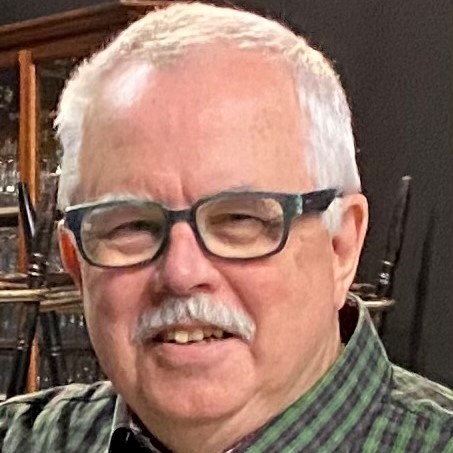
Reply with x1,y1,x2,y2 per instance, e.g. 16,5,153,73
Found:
152,221,221,296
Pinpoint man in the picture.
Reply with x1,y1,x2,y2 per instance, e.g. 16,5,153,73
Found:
1,3,452,452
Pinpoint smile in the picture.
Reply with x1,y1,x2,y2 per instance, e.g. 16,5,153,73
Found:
153,325,236,344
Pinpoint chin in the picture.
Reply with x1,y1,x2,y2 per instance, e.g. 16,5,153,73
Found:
132,365,257,423
117,339,256,419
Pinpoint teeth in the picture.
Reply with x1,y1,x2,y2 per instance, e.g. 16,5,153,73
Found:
188,329,204,342
174,331,189,344
160,327,226,343
213,329,223,339
164,331,175,341
203,327,213,338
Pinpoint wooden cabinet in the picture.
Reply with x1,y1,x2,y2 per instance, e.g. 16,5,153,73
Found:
0,0,169,396
0,1,169,207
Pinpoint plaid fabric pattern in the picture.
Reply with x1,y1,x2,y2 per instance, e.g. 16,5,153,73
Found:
1,300,452,453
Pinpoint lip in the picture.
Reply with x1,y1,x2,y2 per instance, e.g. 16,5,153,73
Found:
149,323,230,342
148,337,247,368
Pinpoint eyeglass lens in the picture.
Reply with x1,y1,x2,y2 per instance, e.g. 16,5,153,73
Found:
82,202,167,267
80,194,286,266
196,195,285,259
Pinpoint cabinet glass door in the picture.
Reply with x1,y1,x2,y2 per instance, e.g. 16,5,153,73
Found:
37,58,104,387
0,68,19,399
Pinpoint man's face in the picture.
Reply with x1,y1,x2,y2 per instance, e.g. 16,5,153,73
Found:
68,46,362,428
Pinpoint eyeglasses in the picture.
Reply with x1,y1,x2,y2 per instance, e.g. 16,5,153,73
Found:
64,188,340,268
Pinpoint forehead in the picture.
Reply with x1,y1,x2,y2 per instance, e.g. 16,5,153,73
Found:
79,44,312,206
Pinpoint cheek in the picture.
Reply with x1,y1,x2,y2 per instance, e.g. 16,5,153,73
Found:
234,250,333,323
82,266,149,317
225,230,336,360
80,266,150,375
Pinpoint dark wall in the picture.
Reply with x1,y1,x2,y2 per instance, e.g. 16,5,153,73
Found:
1,1,452,385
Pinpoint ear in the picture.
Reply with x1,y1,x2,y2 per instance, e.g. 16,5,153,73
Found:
331,194,368,309
57,220,82,288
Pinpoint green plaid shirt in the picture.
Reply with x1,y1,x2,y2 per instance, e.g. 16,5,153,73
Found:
1,299,453,453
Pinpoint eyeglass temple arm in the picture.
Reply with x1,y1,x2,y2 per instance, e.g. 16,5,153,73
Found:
301,188,340,214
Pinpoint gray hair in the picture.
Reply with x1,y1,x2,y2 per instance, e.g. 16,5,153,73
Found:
56,2,361,232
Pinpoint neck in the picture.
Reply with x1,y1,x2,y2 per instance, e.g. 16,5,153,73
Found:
142,412,266,453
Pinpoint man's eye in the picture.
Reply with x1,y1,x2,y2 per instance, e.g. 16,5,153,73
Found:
120,220,151,231
225,213,260,222
211,212,282,228
212,213,264,224
105,220,162,238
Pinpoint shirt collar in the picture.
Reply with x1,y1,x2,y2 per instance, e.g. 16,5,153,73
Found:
110,396,168,453
109,295,392,452
234,294,393,452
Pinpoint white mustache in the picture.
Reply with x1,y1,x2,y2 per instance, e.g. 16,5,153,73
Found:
133,294,256,343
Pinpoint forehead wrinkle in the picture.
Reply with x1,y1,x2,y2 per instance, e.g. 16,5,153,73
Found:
85,192,159,205
80,184,260,208
78,158,158,204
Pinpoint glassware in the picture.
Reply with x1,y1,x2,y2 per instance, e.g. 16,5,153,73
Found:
0,70,19,208
0,227,17,273
38,58,78,174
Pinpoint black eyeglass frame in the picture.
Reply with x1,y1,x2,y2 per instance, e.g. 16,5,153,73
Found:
64,188,341,268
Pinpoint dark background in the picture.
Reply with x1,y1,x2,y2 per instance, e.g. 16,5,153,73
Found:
1,0,452,386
